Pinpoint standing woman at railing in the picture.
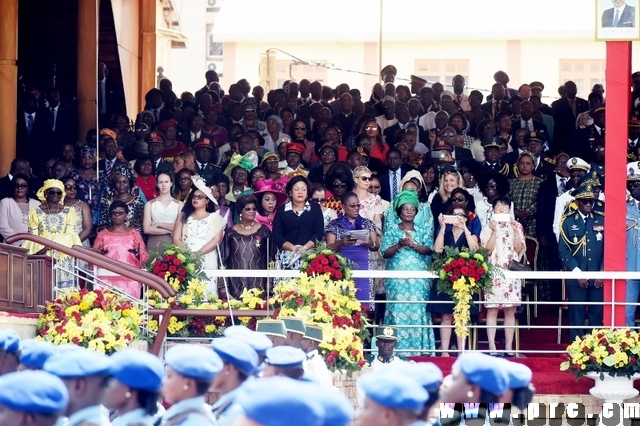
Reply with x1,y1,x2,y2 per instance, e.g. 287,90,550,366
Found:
62,175,93,252
94,201,149,298
272,176,324,270
72,145,105,217
381,189,436,356
143,171,183,253
23,179,82,288
173,176,226,295
480,196,525,357
0,174,40,245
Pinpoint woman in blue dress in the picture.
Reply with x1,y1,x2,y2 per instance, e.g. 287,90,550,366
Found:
381,189,436,356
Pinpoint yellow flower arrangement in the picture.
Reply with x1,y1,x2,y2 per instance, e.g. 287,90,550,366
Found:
273,273,368,374
429,247,498,338
560,328,640,379
37,288,142,354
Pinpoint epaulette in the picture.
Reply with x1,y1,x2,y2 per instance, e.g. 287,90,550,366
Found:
544,157,556,165
512,164,519,178
579,125,586,129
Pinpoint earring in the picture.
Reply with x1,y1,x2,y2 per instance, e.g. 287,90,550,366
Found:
467,390,474,399
183,385,189,391
125,392,131,398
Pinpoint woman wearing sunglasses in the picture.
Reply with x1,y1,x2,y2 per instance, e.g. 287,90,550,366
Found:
62,176,93,247
173,176,227,295
22,179,82,287
0,174,40,245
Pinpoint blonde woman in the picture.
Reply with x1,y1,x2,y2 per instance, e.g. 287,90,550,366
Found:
429,167,463,221
173,151,196,174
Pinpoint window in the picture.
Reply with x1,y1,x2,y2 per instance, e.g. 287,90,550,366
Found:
559,60,605,97
276,60,327,88
207,24,223,59
415,60,469,87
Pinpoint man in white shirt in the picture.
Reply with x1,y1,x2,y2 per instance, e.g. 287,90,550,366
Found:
553,157,590,240
452,75,471,112
375,96,398,132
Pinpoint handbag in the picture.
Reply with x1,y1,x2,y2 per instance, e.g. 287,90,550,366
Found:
508,259,531,272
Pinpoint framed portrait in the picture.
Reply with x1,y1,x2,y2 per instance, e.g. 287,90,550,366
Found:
596,0,640,40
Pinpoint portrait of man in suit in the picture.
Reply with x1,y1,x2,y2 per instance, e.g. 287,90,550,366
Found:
602,0,636,27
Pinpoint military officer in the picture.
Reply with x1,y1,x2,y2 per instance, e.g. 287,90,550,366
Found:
282,143,309,178
44,348,113,426
280,317,306,349
18,339,55,371
553,157,590,240
0,370,68,426
194,137,224,186
479,137,511,177
558,184,605,342
256,319,287,347
626,162,640,326
262,346,306,380
571,104,605,163
558,171,604,220
301,323,334,388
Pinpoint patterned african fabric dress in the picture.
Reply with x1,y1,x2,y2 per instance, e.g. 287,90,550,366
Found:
322,196,343,216
222,225,274,299
507,177,543,238
325,215,376,308
480,220,526,309
23,206,82,288
96,191,146,235
380,220,436,356
93,229,149,298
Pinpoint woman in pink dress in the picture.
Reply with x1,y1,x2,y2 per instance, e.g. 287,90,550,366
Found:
94,200,149,298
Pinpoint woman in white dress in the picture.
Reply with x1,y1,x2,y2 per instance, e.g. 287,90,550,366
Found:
173,176,226,295
143,171,183,253
0,174,41,245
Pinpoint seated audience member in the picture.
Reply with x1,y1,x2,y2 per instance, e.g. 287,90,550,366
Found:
0,174,40,244
97,165,146,235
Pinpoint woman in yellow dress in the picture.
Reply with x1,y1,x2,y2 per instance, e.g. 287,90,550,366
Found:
23,179,82,288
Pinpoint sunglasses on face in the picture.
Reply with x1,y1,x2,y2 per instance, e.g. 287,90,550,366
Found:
453,212,466,217
364,126,377,131
441,132,456,138
311,198,326,203
333,183,347,188
65,184,77,190
294,126,307,131
578,199,596,205
369,185,381,190
15,183,28,188
243,206,256,211
345,203,361,209
47,190,62,196
244,109,256,113
485,183,497,189
192,195,207,200
321,151,335,157
357,176,372,181
630,182,640,189
451,197,466,203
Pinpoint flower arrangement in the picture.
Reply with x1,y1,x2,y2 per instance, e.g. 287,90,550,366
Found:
146,244,209,294
147,285,270,338
36,288,142,354
429,246,498,338
560,328,640,379
274,272,368,374
300,242,352,281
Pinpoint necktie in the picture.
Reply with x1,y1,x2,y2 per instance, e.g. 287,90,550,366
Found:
392,170,398,200
569,100,576,117
50,107,56,130
527,120,533,131
27,114,33,134
558,177,566,195
105,160,113,177
456,95,462,105
614,9,620,26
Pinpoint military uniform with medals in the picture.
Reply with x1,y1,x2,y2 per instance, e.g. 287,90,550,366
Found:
558,184,604,343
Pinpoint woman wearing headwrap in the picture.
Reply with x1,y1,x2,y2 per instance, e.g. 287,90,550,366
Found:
157,118,187,161
381,189,436,355
223,152,258,203
23,180,82,288
264,114,288,153
72,145,106,217
96,165,146,235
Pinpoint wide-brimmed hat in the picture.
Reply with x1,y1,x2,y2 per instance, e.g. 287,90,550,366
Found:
37,179,65,204
191,175,218,205
253,179,287,207
224,151,258,179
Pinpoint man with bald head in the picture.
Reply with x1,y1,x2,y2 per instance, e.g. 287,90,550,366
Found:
332,92,360,140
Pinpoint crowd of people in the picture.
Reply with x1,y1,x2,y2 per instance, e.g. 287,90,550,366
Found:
0,322,535,426
5,63,640,354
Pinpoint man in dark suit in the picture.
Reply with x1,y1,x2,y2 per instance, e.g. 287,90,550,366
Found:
146,133,173,175
98,62,126,126
0,159,31,200
379,149,410,202
16,94,54,167
144,89,174,123
480,83,510,120
571,105,605,163
602,0,635,27
194,137,224,186
510,100,549,145
98,138,127,179
551,81,589,155
298,82,331,120
45,88,76,149
332,93,360,140
194,70,218,104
